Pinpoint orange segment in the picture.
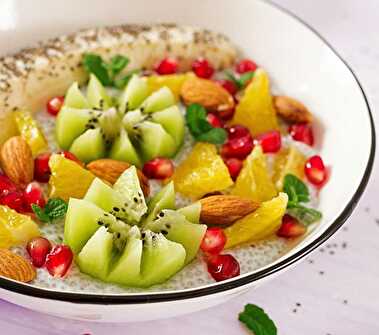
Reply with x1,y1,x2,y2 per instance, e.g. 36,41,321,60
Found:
224,192,288,248
48,154,95,201
0,205,40,248
172,143,233,199
273,145,306,190
232,146,277,202
231,69,279,136
14,110,48,156
0,113,18,146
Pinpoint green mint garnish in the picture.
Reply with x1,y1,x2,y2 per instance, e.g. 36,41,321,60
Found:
225,70,255,89
239,304,277,335
287,205,322,226
32,198,68,223
185,103,227,144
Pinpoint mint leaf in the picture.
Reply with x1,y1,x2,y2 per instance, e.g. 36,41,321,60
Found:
224,70,255,88
287,205,322,226
239,304,277,335
83,53,112,86
224,71,242,88
197,127,227,144
31,198,68,223
283,174,310,204
108,55,129,76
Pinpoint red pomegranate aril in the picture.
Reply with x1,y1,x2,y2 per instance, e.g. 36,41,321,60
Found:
277,214,306,238
289,123,314,146
26,237,52,267
254,130,282,153
218,107,235,121
226,125,250,140
200,228,227,255
221,135,254,159
207,113,223,128
0,191,24,212
192,58,214,79
215,79,238,95
142,158,174,180
224,158,243,180
58,151,83,166
45,245,73,278
154,58,178,75
235,59,258,74
23,182,46,212
46,96,64,116
34,152,52,183
0,174,17,197
207,254,240,282
305,155,327,187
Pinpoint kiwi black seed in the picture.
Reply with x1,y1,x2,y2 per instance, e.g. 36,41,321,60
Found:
161,230,168,235
159,212,165,217
165,223,171,229
113,207,120,212
133,197,138,203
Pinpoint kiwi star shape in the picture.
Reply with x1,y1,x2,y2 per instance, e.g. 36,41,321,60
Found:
64,166,206,287
55,74,185,165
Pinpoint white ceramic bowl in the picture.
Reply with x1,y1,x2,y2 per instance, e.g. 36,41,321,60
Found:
0,0,375,322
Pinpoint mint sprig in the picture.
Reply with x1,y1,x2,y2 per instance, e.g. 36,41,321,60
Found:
239,304,277,335
225,70,255,89
32,198,68,223
185,103,227,144
283,174,322,226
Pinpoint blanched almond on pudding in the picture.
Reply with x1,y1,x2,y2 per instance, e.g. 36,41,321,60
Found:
180,77,235,112
200,195,259,225
86,159,150,196
273,95,313,123
0,249,36,283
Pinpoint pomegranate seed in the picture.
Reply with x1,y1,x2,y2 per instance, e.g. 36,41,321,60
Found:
254,130,282,153
23,182,46,212
0,174,17,197
45,245,73,278
224,158,243,180
207,113,223,128
46,96,64,116
235,59,258,74
207,254,240,282
200,228,227,255
215,79,238,95
221,135,254,159
192,58,214,79
34,152,52,183
218,107,235,121
26,237,52,267
154,58,178,75
277,214,306,238
289,123,314,146
226,125,250,140
58,151,83,166
0,191,24,212
142,158,174,180
305,155,327,187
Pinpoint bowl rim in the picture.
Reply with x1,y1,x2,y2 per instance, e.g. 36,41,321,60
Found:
0,0,376,305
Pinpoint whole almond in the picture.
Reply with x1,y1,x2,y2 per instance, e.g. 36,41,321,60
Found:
86,159,150,197
273,95,313,123
0,136,34,186
180,77,235,112
200,195,259,225
0,249,36,283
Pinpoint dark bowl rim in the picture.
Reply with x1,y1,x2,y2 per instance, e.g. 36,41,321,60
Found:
0,0,376,305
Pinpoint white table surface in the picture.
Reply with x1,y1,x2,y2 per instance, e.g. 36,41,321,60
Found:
1,0,379,334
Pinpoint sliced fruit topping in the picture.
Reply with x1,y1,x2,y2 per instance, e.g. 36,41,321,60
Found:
13,110,48,156
192,58,214,79
224,158,243,180
69,128,106,163
23,182,46,212
254,130,281,153
206,254,240,282
46,96,65,116
177,202,201,224
232,146,277,202
276,214,306,238
154,58,178,75
34,152,52,183
87,73,112,109
200,228,226,255
215,79,238,95
235,59,258,74
173,143,233,199
48,154,95,201
63,82,90,109
119,75,149,113
143,158,174,180
232,69,279,136
141,86,176,113
0,205,39,248
305,155,327,187
45,245,73,278
58,150,83,166
26,237,52,267
146,73,193,101
224,193,288,248
289,123,314,146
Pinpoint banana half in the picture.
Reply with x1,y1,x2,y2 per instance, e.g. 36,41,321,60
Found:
0,23,238,144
